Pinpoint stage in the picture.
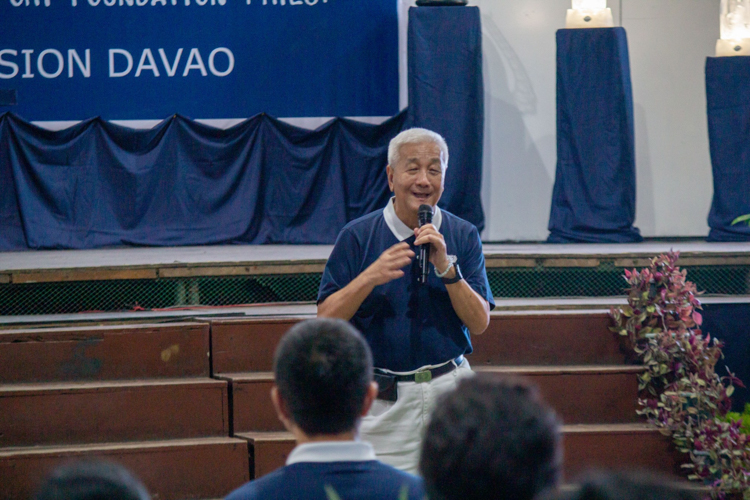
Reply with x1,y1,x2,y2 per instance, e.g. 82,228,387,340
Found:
1,240,749,325
1,240,749,497
3,240,749,283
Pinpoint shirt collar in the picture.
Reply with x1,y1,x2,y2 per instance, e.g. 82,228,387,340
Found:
383,197,442,242
286,441,377,465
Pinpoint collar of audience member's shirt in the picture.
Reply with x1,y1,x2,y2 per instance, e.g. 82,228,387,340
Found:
285,441,377,465
384,197,443,242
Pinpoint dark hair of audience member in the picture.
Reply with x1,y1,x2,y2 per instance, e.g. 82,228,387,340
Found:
35,460,150,500
538,470,702,500
273,317,373,436
420,374,562,500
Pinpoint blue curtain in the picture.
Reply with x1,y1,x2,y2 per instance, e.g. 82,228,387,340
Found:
548,28,642,243
407,6,485,233
706,56,750,242
0,7,487,250
0,112,406,249
703,302,750,410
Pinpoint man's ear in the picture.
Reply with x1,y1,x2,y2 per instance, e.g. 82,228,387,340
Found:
360,381,379,417
271,386,294,432
386,164,394,192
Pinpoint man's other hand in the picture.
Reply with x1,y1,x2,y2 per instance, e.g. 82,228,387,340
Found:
363,242,415,287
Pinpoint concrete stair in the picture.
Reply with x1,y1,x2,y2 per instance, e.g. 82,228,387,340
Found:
0,307,686,498
210,309,685,482
0,322,248,500
0,438,249,500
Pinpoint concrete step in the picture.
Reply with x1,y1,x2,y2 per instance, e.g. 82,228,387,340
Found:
0,437,250,500
474,365,643,424
562,424,684,480
235,432,296,480
215,373,283,432
235,424,682,481
220,365,643,433
472,311,627,366
210,311,626,374
210,318,302,373
0,378,229,447
0,322,210,383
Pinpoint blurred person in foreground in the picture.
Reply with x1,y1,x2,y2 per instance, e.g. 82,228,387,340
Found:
36,460,150,500
537,470,702,500
225,318,424,500
420,374,562,500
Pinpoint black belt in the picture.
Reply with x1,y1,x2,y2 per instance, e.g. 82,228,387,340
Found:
375,356,464,383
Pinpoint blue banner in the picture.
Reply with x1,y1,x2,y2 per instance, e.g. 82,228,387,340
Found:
0,0,398,121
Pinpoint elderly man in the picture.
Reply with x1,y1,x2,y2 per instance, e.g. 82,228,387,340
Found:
317,127,495,473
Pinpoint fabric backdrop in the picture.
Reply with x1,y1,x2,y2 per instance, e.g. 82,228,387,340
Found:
706,56,750,242
0,112,406,249
548,28,642,243
703,302,750,410
0,6,485,250
407,6,485,233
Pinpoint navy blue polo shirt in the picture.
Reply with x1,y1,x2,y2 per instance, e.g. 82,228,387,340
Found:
318,201,495,371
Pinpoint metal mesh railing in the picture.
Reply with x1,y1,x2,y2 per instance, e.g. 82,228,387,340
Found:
0,274,323,316
1,265,748,316
486,265,750,298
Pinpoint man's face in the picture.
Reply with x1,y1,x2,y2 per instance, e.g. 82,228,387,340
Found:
387,141,445,219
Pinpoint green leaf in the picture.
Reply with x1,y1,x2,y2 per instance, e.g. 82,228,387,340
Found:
398,484,410,500
324,485,343,500
731,213,750,225
727,385,735,397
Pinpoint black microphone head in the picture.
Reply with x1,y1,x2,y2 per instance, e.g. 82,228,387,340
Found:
418,204,434,226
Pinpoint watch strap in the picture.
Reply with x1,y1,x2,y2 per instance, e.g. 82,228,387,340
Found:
441,264,462,284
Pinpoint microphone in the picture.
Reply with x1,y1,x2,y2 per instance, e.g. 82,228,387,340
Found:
418,204,433,284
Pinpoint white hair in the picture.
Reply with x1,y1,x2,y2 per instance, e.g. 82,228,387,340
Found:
387,128,449,170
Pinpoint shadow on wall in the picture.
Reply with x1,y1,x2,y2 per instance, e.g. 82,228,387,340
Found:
634,102,656,236
481,15,553,241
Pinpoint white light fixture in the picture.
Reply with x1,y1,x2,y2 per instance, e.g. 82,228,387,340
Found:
716,0,750,56
566,0,613,29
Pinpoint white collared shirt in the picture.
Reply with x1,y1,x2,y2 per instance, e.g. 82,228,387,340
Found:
383,197,442,242
285,441,378,465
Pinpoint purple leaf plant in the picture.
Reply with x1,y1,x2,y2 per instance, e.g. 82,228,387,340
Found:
610,252,750,499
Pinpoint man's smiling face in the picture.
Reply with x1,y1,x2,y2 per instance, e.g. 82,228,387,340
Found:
387,141,445,228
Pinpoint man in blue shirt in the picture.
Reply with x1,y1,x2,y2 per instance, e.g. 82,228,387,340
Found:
225,318,424,500
317,128,495,473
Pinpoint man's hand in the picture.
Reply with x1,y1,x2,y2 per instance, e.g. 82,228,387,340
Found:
413,224,451,274
413,224,490,335
362,242,415,287
318,242,414,321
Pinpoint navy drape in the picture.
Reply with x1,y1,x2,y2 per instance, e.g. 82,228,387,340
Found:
548,28,642,243
703,302,750,410
0,112,406,249
0,6,487,250
706,56,750,242
407,6,485,233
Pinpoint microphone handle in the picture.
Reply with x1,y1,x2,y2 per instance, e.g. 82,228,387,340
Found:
420,242,430,283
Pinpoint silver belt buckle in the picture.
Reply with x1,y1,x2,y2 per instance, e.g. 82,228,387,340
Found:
414,370,432,383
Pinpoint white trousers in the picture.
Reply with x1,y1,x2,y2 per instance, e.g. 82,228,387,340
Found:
360,359,473,475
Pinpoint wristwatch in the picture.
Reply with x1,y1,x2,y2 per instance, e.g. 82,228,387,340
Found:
435,255,462,284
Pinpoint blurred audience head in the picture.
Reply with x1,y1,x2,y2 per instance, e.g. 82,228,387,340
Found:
420,373,562,500
538,470,702,500
36,460,150,500
273,317,375,436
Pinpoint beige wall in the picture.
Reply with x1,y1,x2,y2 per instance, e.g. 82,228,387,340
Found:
443,0,716,240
